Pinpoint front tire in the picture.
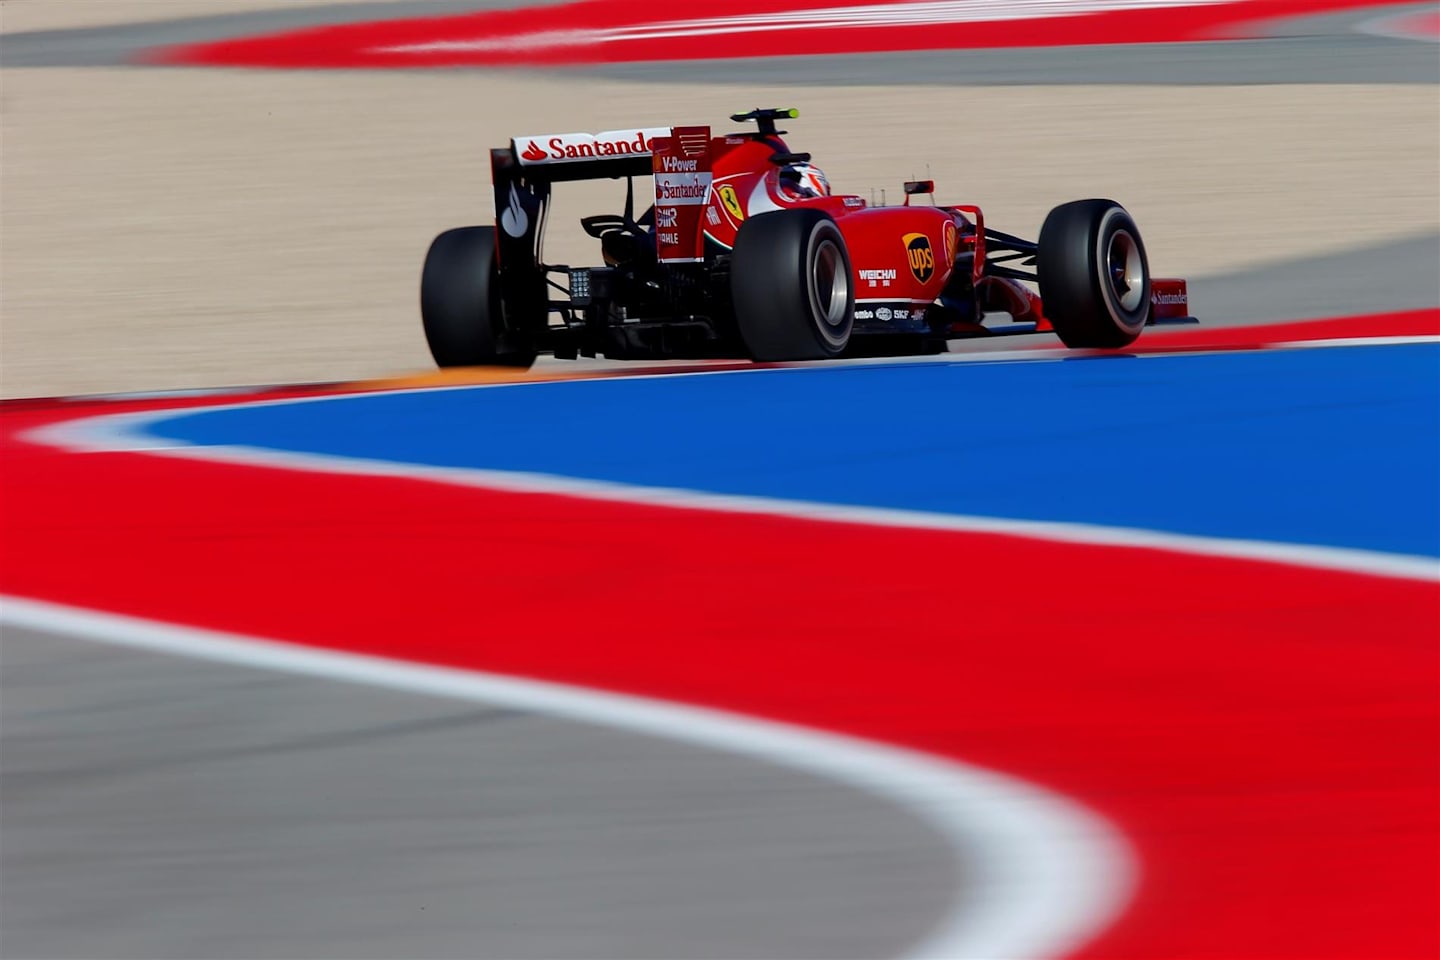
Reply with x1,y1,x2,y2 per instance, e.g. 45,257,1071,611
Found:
1037,200,1150,349
421,226,537,368
730,210,854,361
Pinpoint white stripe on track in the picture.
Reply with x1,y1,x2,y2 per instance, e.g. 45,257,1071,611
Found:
1355,8,1440,43
379,0,1235,53
0,594,1133,960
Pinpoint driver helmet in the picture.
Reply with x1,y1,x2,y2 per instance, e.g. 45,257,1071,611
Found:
777,162,831,201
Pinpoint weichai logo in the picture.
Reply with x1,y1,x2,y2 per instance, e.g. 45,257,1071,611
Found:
903,232,934,283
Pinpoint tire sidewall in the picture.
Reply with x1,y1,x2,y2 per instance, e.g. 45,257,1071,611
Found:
1038,199,1152,349
731,209,854,361
805,218,854,352
1092,206,1150,337
421,225,537,367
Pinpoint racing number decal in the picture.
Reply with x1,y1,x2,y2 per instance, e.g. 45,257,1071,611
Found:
718,184,745,222
904,232,934,283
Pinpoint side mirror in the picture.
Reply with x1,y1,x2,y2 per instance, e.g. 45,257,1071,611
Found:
903,180,934,196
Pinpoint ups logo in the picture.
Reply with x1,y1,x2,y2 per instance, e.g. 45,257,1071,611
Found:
903,232,934,283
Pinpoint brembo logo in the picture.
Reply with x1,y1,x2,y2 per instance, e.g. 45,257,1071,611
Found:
515,128,668,165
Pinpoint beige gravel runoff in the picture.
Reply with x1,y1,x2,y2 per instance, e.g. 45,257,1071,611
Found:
2,68,1437,398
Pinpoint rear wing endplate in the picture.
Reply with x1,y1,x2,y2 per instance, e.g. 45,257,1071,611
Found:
651,126,712,264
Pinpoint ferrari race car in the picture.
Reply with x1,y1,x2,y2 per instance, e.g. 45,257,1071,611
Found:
421,108,1195,366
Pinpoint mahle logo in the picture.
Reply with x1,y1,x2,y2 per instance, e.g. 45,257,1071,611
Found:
718,184,745,222
903,232,934,283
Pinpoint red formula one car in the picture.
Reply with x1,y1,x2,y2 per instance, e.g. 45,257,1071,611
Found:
421,108,1194,366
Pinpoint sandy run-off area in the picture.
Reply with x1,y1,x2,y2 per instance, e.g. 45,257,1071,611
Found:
1,12,1437,397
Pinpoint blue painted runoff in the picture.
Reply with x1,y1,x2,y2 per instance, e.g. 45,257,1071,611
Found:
143,344,1440,558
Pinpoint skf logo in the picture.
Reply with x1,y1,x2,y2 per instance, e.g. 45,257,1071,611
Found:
718,184,745,222
904,232,934,283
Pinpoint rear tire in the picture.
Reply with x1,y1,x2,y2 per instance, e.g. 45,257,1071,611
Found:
1037,200,1150,349
730,210,854,361
421,226,537,368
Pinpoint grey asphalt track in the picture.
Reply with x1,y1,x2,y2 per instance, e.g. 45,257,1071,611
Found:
1,626,957,960
1189,229,1440,325
581,5,1440,86
0,1,540,68
2,0,1437,83
581,37,1440,86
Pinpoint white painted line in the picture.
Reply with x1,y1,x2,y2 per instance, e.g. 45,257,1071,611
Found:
0,594,1134,960
1356,8,1440,43
379,0,1233,53
1275,334,1440,349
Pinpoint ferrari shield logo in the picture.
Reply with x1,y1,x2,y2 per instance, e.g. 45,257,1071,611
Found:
718,184,745,222
904,232,934,283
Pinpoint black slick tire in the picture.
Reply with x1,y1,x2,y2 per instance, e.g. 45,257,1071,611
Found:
730,210,854,361
421,226,537,368
1037,199,1151,349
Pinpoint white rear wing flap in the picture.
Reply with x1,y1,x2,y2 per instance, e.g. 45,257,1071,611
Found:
507,127,670,182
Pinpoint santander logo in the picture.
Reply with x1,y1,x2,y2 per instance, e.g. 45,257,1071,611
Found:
514,127,670,165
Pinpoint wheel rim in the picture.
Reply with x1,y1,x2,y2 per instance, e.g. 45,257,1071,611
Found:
1106,229,1145,314
810,236,849,343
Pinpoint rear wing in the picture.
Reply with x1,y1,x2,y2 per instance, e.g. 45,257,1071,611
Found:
491,122,717,268
489,125,672,323
497,127,669,184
